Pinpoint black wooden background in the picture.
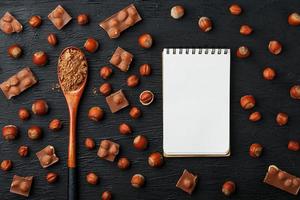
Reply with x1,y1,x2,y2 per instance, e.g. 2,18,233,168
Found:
0,0,300,199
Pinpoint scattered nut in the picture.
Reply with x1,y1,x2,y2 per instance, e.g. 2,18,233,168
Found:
101,191,112,200
127,75,139,87
288,12,300,26
88,106,104,121
18,107,30,121
86,172,99,185
249,143,263,158
240,25,253,35
77,14,89,25
84,38,99,53
139,64,151,76
139,90,154,106
129,107,142,119
47,33,58,46
18,145,29,157
133,135,148,151
288,140,300,151
117,157,131,170
198,17,212,32
99,83,112,96
236,46,250,58
148,152,164,168
240,95,255,110
222,181,236,196
2,125,18,140
100,66,112,79
268,40,282,55
263,67,276,80
119,123,132,135
170,5,185,19
32,99,49,115
49,119,62,131
229,4,242,15
8,44,22,59
249,111,262,122
138,33,153,49
85,137,96,150
27,125,42,140
28,15,42,28
0,160,12,171
131,174,145,188
46,172,59,184
276,112,288,126
32,51,48,66
290,85,300,99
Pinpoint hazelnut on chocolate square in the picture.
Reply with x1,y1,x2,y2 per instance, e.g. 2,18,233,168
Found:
48,5,72,30
109,47,133,72
176,169,198,195
97,140,120,162
36,145,59,168
106,90,129,113
10,175,33,197
0,12,23,34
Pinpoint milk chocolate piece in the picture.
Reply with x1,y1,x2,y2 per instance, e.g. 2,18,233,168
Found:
106,90,129,113
109,47,133,72
176,169,198,195
99,4,142,39
97,140,120,162
10,175,33,197
264,165,300,195
48,5,72,30
0,67,37,99
0,12,23,34
36,145,59,168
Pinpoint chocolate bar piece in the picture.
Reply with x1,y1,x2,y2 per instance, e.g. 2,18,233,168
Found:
0,12,23,34
97,140,120,162
106,90,129,113
36,145,59,168
48,5,72,30
109,47,133,72
99,4,142,39
10,175,33,197
264,165,300,195
0,67,37,99
176,169,198,195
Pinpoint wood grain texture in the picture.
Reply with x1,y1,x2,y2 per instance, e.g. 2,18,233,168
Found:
0,0,300,199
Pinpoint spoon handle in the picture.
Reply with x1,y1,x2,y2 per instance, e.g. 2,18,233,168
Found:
68,168,77,200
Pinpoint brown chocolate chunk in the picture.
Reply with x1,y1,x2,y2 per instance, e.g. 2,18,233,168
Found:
48,5,72,30
0,12,23,34
176,169,198,195
99,4,142,39
10,175,33,197
0,67,37,99
97,140,120,162
36,145,59,168
106,90,129,113
109,47,133,72
264,165,300,195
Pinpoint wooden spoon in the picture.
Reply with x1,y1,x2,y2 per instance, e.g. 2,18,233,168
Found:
57,46,88,200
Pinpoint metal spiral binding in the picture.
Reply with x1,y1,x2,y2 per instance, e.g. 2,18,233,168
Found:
165,48,229,55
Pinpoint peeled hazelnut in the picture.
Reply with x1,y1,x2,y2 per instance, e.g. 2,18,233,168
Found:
99,83,112,96
139,64,151,76
1,160,12,171
18,107,30,120
198,17,212,32
139,90,154,106
249,111,262,122
131,174,145,188
28,125,42,140
49,119,62,131
268,40,282,55
290,85,300,99
88,106,104,121
47,33,58,46
85,137,96,150
127,75,139,87
117,157,131,170
18,145,29,157
276,112,288,126
236,46,250,58
148,152,164,168
240,25,253,35
32,51,48,66
263,67,276,80
100,66,112,79
46,172,59,184
84,38,99,53
101,191,112,200
32,99,49,115
86,172,99,185
222,181,236,196
8,44,22,59
77,14,89,25
249,143,263,158
133,135,148,151
129,107,142,119
288,12,300,26
2,125,18,140
229,4,242,15
28,15,42,28
240,95,255,110
170,5,185,19
119,123,132,135
138,33,153,49
288,140,300,151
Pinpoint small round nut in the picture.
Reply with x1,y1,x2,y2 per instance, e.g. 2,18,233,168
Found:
133,135,148,151
117,157,131,170
28,15,42,28
249,143,263,158
139,90,154,106
229,4,242,15
263,67,276,80
49,119,62,131
8,44,22,59
268,40,282,55
129,107,142,119
288,140,300,151
32,99,49,115
288,12,300,26
86,172,99,185
148,152,164,168
139,64,151,76
276,112,288,126
198,17,213,32
46,172,59,184
222,181,236,196
101,191,112,200
236,46,250,58
88,106,104,121
2,125,18,140
119,123,132,135
290,85,300,99
47,33,58,46
240,25,253,35
85,137,96,150
77,14,89,25
18,107,30,120
84,38,99,53
27,125,42,140
32,51,48,66
100,66,112,79
249,111,262,122
170,5,185,19
127,75,139,87
131,174,145,188
0,160,12,171
18,145,29,157
240,95,255,110
138,33,153,49
99,83,112,96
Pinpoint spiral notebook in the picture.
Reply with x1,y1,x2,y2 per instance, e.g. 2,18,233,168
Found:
163,48,231,157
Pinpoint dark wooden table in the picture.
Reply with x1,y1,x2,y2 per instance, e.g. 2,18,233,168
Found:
0,0,300,199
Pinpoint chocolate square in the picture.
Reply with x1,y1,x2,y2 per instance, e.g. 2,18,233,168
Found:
36,145,59,168
10,175,33,197
106,90,129,113
0,67,37,99
176,169,198,195
97,140,120,162
109,47,133,72
48,5,72,30
0,12,23,34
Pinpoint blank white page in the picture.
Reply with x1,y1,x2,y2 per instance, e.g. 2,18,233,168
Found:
163,48,230,157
